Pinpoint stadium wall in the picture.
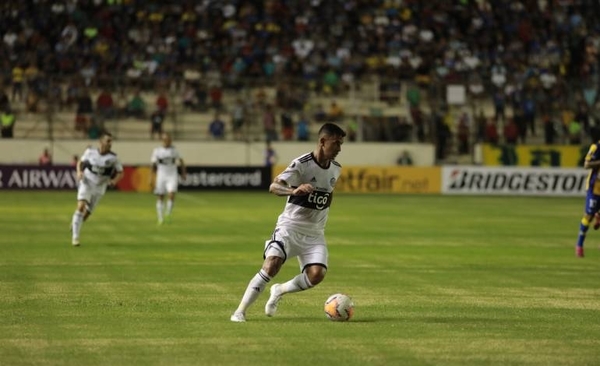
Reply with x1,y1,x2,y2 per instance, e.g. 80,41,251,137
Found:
0,140,435,166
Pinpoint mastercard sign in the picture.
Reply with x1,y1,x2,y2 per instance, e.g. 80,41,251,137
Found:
116,166,153,192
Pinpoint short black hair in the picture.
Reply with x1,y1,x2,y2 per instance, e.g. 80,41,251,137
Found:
591,127,600,142
100,131,113,139
318,123,346,138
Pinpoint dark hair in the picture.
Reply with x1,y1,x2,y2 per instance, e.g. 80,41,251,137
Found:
318,123,346,138
100,131,113,139
591,127,600,142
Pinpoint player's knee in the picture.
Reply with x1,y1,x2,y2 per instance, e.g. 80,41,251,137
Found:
262,256,283,277
76,202,87,213
305,265,326,285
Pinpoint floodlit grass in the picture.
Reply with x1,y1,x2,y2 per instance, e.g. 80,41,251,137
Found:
0,191,599,366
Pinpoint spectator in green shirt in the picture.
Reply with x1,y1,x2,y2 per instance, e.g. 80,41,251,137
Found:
127,91,146,119
569,119,582,145
1,107,16,138
406,84,421,108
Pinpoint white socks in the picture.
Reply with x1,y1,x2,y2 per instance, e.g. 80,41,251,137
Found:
279,272,313,295
166,199,173,216
71,211,84,239
157,199,174,221
235,269,271,314
156,200,164,222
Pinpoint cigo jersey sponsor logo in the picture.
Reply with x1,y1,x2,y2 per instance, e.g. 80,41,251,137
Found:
308,191,331,210
289,190,332,210
443,167,587,195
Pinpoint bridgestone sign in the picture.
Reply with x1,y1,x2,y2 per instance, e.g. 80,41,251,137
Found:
442,166,587,196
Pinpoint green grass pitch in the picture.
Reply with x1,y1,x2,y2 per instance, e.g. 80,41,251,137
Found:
0,191,599,366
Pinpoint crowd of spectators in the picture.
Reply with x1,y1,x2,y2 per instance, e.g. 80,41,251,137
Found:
1,0,600,153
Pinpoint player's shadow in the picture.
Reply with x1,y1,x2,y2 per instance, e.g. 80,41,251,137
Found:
255,316,396,323
251,315,501,324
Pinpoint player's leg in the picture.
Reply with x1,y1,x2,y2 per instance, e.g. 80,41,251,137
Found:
166,192,175,218
71,200,87,246
231,231,288,322
71,182,93,246
593,211,600,230
82,197,97,221
165,177,178,221
156,194,165,224
265,233,327,317
73,191,103,246
276,264,326,295
155,176,166,224
576,193,597,257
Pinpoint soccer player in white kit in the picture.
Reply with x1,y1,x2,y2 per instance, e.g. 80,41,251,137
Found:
71,132,124,246
150,132,186,224
231,123,346,322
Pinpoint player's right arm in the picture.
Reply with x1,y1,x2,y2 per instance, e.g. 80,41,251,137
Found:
584,161,600,169
76,159,84,181
76,148,91,181
150,164,157,188
270,179,314,196
269,158,313,196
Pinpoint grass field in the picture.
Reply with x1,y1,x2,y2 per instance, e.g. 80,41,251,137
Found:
0,191,599,366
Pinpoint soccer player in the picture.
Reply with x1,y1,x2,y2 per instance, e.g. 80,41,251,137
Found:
576,138,600,257
230,123,346,322
150,132,186,224
71,131,123,246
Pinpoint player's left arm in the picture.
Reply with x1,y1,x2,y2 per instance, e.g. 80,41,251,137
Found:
178,158,187,180
584,144,600,169
110,170,124,186
110,161,124,186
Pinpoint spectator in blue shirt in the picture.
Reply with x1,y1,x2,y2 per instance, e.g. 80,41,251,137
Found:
297,114,309,141
209,114,225,140
265,141,277,167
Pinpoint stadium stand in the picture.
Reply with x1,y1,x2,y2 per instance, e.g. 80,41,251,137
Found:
2,0,600,162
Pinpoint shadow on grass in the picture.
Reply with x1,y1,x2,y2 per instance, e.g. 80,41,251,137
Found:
244,316,398,323
241,314,512,325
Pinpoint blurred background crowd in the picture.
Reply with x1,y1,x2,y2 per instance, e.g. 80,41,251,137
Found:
1,0,599,162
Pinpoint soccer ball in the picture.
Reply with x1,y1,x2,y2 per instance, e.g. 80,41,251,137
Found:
324,293,354,321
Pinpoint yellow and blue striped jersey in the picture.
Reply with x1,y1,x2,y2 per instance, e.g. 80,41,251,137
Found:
585,141,600,194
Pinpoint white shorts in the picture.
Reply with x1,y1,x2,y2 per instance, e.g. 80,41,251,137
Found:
154,175,178,195
264,226,328,271
77,180,106,213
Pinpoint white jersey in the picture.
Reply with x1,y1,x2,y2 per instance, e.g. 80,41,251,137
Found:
80,147,123,187
151,146,181,177
275,152,342,234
